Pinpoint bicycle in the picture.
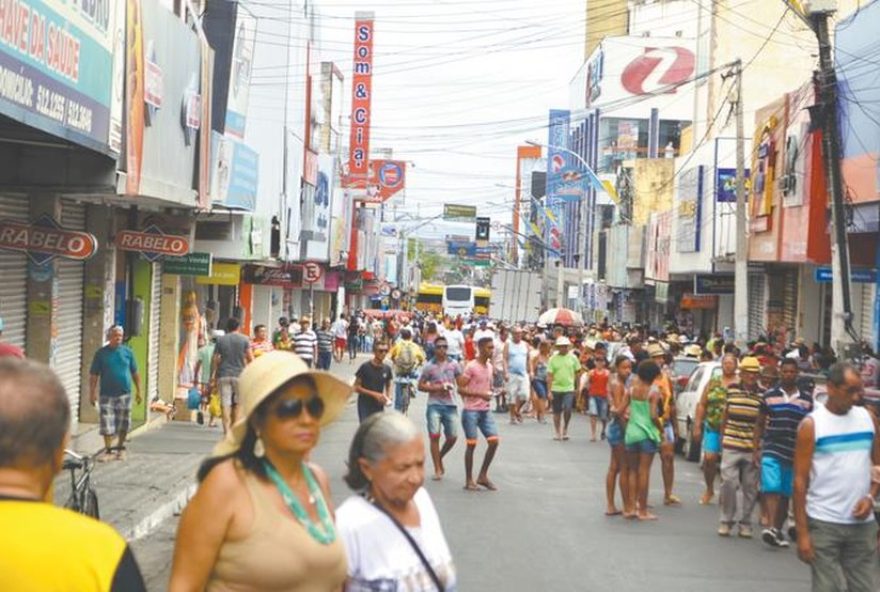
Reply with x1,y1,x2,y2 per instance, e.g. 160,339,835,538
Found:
62,449,100,519
394,373,420,416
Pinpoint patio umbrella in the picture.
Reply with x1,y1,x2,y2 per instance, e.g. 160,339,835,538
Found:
537,308,584,327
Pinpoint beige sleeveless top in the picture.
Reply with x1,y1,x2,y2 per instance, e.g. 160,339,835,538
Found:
207,472,347,592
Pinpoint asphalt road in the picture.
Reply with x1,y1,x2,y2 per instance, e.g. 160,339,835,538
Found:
133,357,816,592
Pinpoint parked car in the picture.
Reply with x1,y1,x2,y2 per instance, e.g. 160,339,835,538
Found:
675,361,721,462
670,356,700,395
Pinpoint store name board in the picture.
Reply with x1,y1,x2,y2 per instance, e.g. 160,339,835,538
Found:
242,265,303,287
115,225,190,262
195,262,241,286
681,293,718,310
162,252,212,276
814,267,877,284
443,204,477,221
694,274,735,295
345,14,374,189
0,215,97,264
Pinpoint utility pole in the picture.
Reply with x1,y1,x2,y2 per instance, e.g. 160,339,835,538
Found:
732,60,749,347
813,10,856,354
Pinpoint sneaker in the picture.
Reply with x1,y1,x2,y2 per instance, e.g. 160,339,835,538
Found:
762,528,780,547
718,523,732,537
738,525,753,539
775,530,790,548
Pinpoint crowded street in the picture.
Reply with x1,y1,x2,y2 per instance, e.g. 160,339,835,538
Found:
2,0,880,591
126,355,812,591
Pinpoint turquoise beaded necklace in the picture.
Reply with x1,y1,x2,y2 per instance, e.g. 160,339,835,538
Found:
262,460,337,545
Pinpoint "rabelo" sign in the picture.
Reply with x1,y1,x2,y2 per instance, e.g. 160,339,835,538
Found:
0,215,98,264
116,225,190,261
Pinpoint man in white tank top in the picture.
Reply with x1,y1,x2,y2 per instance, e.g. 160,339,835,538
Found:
793,363,879,592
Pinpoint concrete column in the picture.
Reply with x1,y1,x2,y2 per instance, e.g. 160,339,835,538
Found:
79,204,117,423
159,274,181,401
25,194,61,366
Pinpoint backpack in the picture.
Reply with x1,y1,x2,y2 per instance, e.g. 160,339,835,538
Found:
395,342,417,374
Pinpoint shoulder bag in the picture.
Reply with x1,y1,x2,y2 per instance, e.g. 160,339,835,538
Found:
371,501,444,591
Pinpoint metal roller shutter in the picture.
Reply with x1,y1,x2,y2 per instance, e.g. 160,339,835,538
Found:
748,273,766,340
860,283,875,346
55,200,86,423
0,195,28,351
148,262,162,402
782,270,798,339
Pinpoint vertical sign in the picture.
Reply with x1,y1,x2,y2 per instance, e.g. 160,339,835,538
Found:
126,0,145,196
346,13,374,189
545,109,571,259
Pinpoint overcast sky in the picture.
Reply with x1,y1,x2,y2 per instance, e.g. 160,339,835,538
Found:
313,0,588,240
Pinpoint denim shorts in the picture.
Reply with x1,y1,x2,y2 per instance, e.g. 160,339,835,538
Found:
761,455,793,496
532,379,548,400
461,409,499,444
426,404,458,439
625,439,658,454
589,396,609,420
607,417,625,447
551,391,575,414
703,423,722,455
662,422,675,444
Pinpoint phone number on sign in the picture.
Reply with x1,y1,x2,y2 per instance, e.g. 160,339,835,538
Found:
34,85,93,133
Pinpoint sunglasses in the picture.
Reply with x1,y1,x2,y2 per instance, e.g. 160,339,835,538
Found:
272,395,325,420
435,344,448,349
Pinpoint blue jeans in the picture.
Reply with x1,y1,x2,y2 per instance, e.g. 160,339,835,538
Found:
316,351,332,370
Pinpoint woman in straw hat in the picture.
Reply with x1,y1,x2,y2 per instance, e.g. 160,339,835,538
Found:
337,412,456,591
168,351,352,592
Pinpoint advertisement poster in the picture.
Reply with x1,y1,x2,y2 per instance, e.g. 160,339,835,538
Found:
676,165,703,253
224,6,255,139
345,13,374,189
125,0,144,195
545,109,570,258
0,0,122,154
211,131,258,210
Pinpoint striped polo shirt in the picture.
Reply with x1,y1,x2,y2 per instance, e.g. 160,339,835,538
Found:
293,330,317,361
721,383,763,451
760,385,813,463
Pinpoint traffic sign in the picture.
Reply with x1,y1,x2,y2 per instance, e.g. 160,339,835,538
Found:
302,261,323,284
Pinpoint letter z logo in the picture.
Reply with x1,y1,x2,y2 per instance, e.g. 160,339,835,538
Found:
621,47,695,95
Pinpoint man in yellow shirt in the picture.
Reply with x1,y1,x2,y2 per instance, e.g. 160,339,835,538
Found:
389,328,426,411
0,358,146,591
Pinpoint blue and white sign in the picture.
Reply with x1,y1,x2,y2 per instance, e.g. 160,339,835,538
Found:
210,131,259,211
814,267,877,283
0,0,123,154
545,109,570,258
447,241,476,257
716,168,750,203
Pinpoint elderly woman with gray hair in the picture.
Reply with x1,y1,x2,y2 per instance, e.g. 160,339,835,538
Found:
337,412,457,591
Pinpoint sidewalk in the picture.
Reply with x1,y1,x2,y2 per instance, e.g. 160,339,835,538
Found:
53,422,220,540
54,354,364,543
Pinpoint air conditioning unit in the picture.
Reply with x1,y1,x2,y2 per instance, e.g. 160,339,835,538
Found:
803,0,837,14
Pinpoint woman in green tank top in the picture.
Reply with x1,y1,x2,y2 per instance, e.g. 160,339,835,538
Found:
622,361,663,521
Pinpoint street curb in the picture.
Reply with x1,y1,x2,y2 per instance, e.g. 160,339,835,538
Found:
124,482,197,542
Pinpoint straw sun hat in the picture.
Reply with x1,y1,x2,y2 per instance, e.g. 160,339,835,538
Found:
212,350,352,457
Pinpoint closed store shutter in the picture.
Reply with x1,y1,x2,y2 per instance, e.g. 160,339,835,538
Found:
0,195,28,351
782,269,798,339
748,273,767,340
55,200,86,423
148,262,162,402
860,283,875,346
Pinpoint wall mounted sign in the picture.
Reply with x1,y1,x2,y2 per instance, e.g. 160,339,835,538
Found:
162,252,213,276
115,225,190,261
0,215,98,264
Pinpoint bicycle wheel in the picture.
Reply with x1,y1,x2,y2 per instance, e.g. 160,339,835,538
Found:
83,487,100,519
401,384,411,416
63,492,80,513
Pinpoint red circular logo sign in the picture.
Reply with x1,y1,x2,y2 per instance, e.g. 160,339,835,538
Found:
621,47,695,96
302,261,323,284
